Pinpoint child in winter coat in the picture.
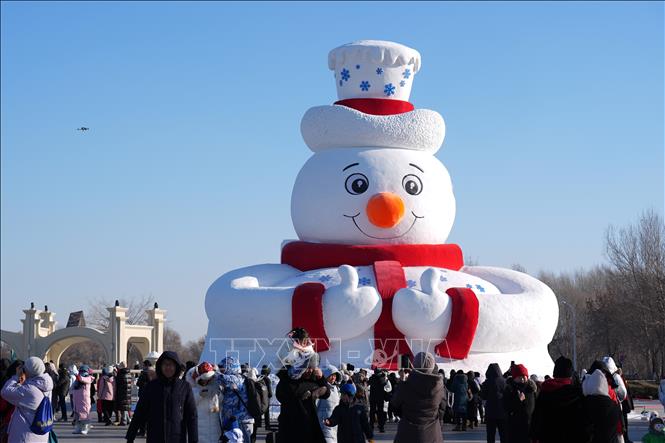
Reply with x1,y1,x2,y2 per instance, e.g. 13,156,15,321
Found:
222,416,244,443
642,414,665,443
72,365,93,435
325,383,374,443
318,365,342,443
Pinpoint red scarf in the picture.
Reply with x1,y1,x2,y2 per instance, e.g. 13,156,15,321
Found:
282,242,480,368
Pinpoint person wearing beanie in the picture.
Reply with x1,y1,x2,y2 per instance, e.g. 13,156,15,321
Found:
325,380,373,443
642,414,665,443
530,356,589,443
503,362,536,443
126,350,198,443
390,352,445,443
0,356,53,442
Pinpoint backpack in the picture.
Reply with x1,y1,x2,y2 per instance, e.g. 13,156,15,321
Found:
30,392,54,435
242,377,269,419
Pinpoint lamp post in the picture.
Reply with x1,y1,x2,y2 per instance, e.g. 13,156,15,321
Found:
561,299,577,371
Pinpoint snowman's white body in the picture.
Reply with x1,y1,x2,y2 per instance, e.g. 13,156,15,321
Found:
201,41,559,376
202,261,558,375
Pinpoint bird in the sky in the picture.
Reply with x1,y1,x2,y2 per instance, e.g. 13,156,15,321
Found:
77,127,89,131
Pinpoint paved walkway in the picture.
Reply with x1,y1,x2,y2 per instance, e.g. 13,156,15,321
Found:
51,400,663,442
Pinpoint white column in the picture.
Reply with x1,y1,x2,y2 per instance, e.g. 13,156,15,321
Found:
146,304,167,354
107,304,128,363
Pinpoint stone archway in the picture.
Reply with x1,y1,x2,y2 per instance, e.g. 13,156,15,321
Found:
0,302,167,365
40,328,111,367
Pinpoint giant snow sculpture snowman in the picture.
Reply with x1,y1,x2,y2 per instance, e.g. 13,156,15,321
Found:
202,41,559,375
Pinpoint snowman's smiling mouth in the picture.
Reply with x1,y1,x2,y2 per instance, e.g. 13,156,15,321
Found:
343,211,424,240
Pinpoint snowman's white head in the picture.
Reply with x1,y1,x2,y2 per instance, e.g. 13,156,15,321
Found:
291,40,454,245
291,147,455,245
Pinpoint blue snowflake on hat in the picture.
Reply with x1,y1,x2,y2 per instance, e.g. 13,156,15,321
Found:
340,68,350,81
360,81,371,91
384,83,396,96
402,68,411,79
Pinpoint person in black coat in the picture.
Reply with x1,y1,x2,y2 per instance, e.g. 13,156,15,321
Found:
126,351,198,443
530,356,590,443
276,365,329,443
325,382,373,443
260,365,273,430
481,363,507,443
115,362,133,425
368,368,389,433
54,363,70,421
503,364,536,443
466,371,480,428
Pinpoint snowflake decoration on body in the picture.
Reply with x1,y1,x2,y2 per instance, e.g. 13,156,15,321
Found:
319,275,332,283
359,81,371,91
402,68,411,79
439,275,448,282
466,284,473,289
376,67,384,75
358,277,372,286
475,284,486,293
355,64,360,69
384,83,396,96
400,80,406,87
407,280,417,288
340,68,350,81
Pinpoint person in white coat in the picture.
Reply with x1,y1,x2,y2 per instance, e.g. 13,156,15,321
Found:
317,364,342,443
602,357,627,401
0,357,54,443
185,362,223,443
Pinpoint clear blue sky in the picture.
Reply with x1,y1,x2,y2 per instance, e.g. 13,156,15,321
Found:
2,2,663,341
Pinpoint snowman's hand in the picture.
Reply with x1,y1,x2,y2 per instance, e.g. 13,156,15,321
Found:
392,268,452,342
323,265,382,341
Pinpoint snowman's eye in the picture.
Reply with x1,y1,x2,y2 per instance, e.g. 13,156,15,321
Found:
345,173,369,195
402,174,423,195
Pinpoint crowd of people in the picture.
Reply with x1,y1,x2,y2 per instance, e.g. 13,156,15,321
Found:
1,328,665,443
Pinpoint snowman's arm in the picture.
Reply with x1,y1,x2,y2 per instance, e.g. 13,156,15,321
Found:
462,266,559,353
204,264,302,339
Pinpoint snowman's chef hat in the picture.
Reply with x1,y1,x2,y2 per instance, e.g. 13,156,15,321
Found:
301,40,445,154
329,40,421,102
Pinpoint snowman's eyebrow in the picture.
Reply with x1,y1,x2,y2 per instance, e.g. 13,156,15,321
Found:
342,163,359,172
409,163,424,173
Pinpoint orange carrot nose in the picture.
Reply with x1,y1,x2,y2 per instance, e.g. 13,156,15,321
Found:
366,192,405,228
